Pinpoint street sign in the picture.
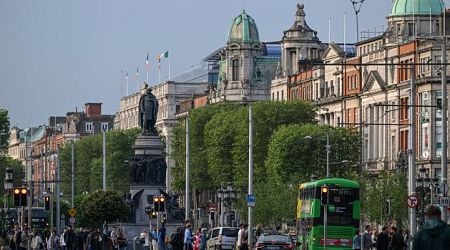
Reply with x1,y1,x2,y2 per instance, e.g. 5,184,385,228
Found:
439,197,450,207
246,194,255,207
69,217,76,224
406,194,419,208
439,183,449,196
68,208,77,217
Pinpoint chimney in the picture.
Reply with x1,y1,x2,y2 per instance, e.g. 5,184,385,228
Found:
85,103,102,118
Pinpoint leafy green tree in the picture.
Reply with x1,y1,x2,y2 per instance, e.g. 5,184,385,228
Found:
60,129,139,205
0,157,25,207
171,104,237,191
0,109,10,156
266,124,361,184
78,190,129,227
362,171,408,228
254,124,360,225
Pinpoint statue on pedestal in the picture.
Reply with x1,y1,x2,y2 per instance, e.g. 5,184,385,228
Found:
139,86,159,134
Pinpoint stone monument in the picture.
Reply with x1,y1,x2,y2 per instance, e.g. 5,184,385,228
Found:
127,84,184,225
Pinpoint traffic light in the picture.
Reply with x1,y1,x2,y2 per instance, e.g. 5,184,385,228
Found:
151,210,157,219
159,196,165,212
13,187,28,207
153,196,160,212
321,185,329,206
44,196,50,211
13,188,20,206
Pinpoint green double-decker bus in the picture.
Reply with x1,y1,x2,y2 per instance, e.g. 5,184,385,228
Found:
296,178,360,250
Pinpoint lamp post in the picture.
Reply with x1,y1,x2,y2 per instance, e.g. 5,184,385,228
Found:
416,166,440,225
4,167,13,210
216,182,237,227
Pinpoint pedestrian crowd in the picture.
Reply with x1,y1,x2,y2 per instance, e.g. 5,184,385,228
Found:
139,220,203,250
0,223,127,250
352,205,450,250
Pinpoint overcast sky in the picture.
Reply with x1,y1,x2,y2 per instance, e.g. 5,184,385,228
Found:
1,0,440,128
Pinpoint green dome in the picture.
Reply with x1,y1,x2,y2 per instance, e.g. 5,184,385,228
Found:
390,0,444,16
228,10,260,43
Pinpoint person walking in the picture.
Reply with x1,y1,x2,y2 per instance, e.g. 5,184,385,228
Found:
352,230,361,250
159,222,167,250
151,228,158,250
413,205,450,250
362,225,372,250
199,229,207,250
140,229,150,250
30,229,43,250
375,226,389,250
46,230,59,250
183,223,193,250
389,227,406,250
237,224,244,250
170,227,184,250
239,224,249,250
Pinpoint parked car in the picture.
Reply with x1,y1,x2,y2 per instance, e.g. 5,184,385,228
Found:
255,234,294,250
206,227,239,250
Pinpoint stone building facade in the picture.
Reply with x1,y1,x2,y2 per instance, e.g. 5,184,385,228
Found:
287,0,450,178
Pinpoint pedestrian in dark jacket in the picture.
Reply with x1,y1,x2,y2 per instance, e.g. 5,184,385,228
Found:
389,227,406,250
170,227,184,250
376,226,389,250
413,205,450,250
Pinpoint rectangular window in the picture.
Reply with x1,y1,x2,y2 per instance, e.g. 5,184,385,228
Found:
400,97,409,121
231,58,240,81
281,90,284,101
408,22,415,36
400,130,408,151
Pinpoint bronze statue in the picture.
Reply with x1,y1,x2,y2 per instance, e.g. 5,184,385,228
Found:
139,87,159,134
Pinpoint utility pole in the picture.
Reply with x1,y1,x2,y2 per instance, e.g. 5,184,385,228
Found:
248,102,254,250
102,131,106,191
71,141,75,208
326,133,330,178
185,114,190,221
408,66,417,236
56,145,61,236
441,37,448,223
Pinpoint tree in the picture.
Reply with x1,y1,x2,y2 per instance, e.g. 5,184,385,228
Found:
255,124,360,225
60,129,139,204
171,103,237,191
361,171,408,228
266,124,361,184
78,190,129,227
0,109,10,156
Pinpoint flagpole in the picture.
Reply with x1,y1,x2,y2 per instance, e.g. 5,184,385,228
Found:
158,58,161,83
169,50,171,81
126,69,129,96
146,51,149,84
136,67,139,92
121,70,124,97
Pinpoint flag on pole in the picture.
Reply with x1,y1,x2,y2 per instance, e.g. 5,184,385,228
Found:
157,51,169,69
136,67,139,79
145,52,150,69
160,51,169,59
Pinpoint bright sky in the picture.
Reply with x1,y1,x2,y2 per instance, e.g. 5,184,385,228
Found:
0,0,440,128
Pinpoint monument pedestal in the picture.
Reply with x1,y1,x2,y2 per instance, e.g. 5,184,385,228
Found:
133,134,164,157
130,185,165,224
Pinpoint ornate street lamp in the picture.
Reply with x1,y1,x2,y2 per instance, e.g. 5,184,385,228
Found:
416,166,440,225
4,167,13,208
